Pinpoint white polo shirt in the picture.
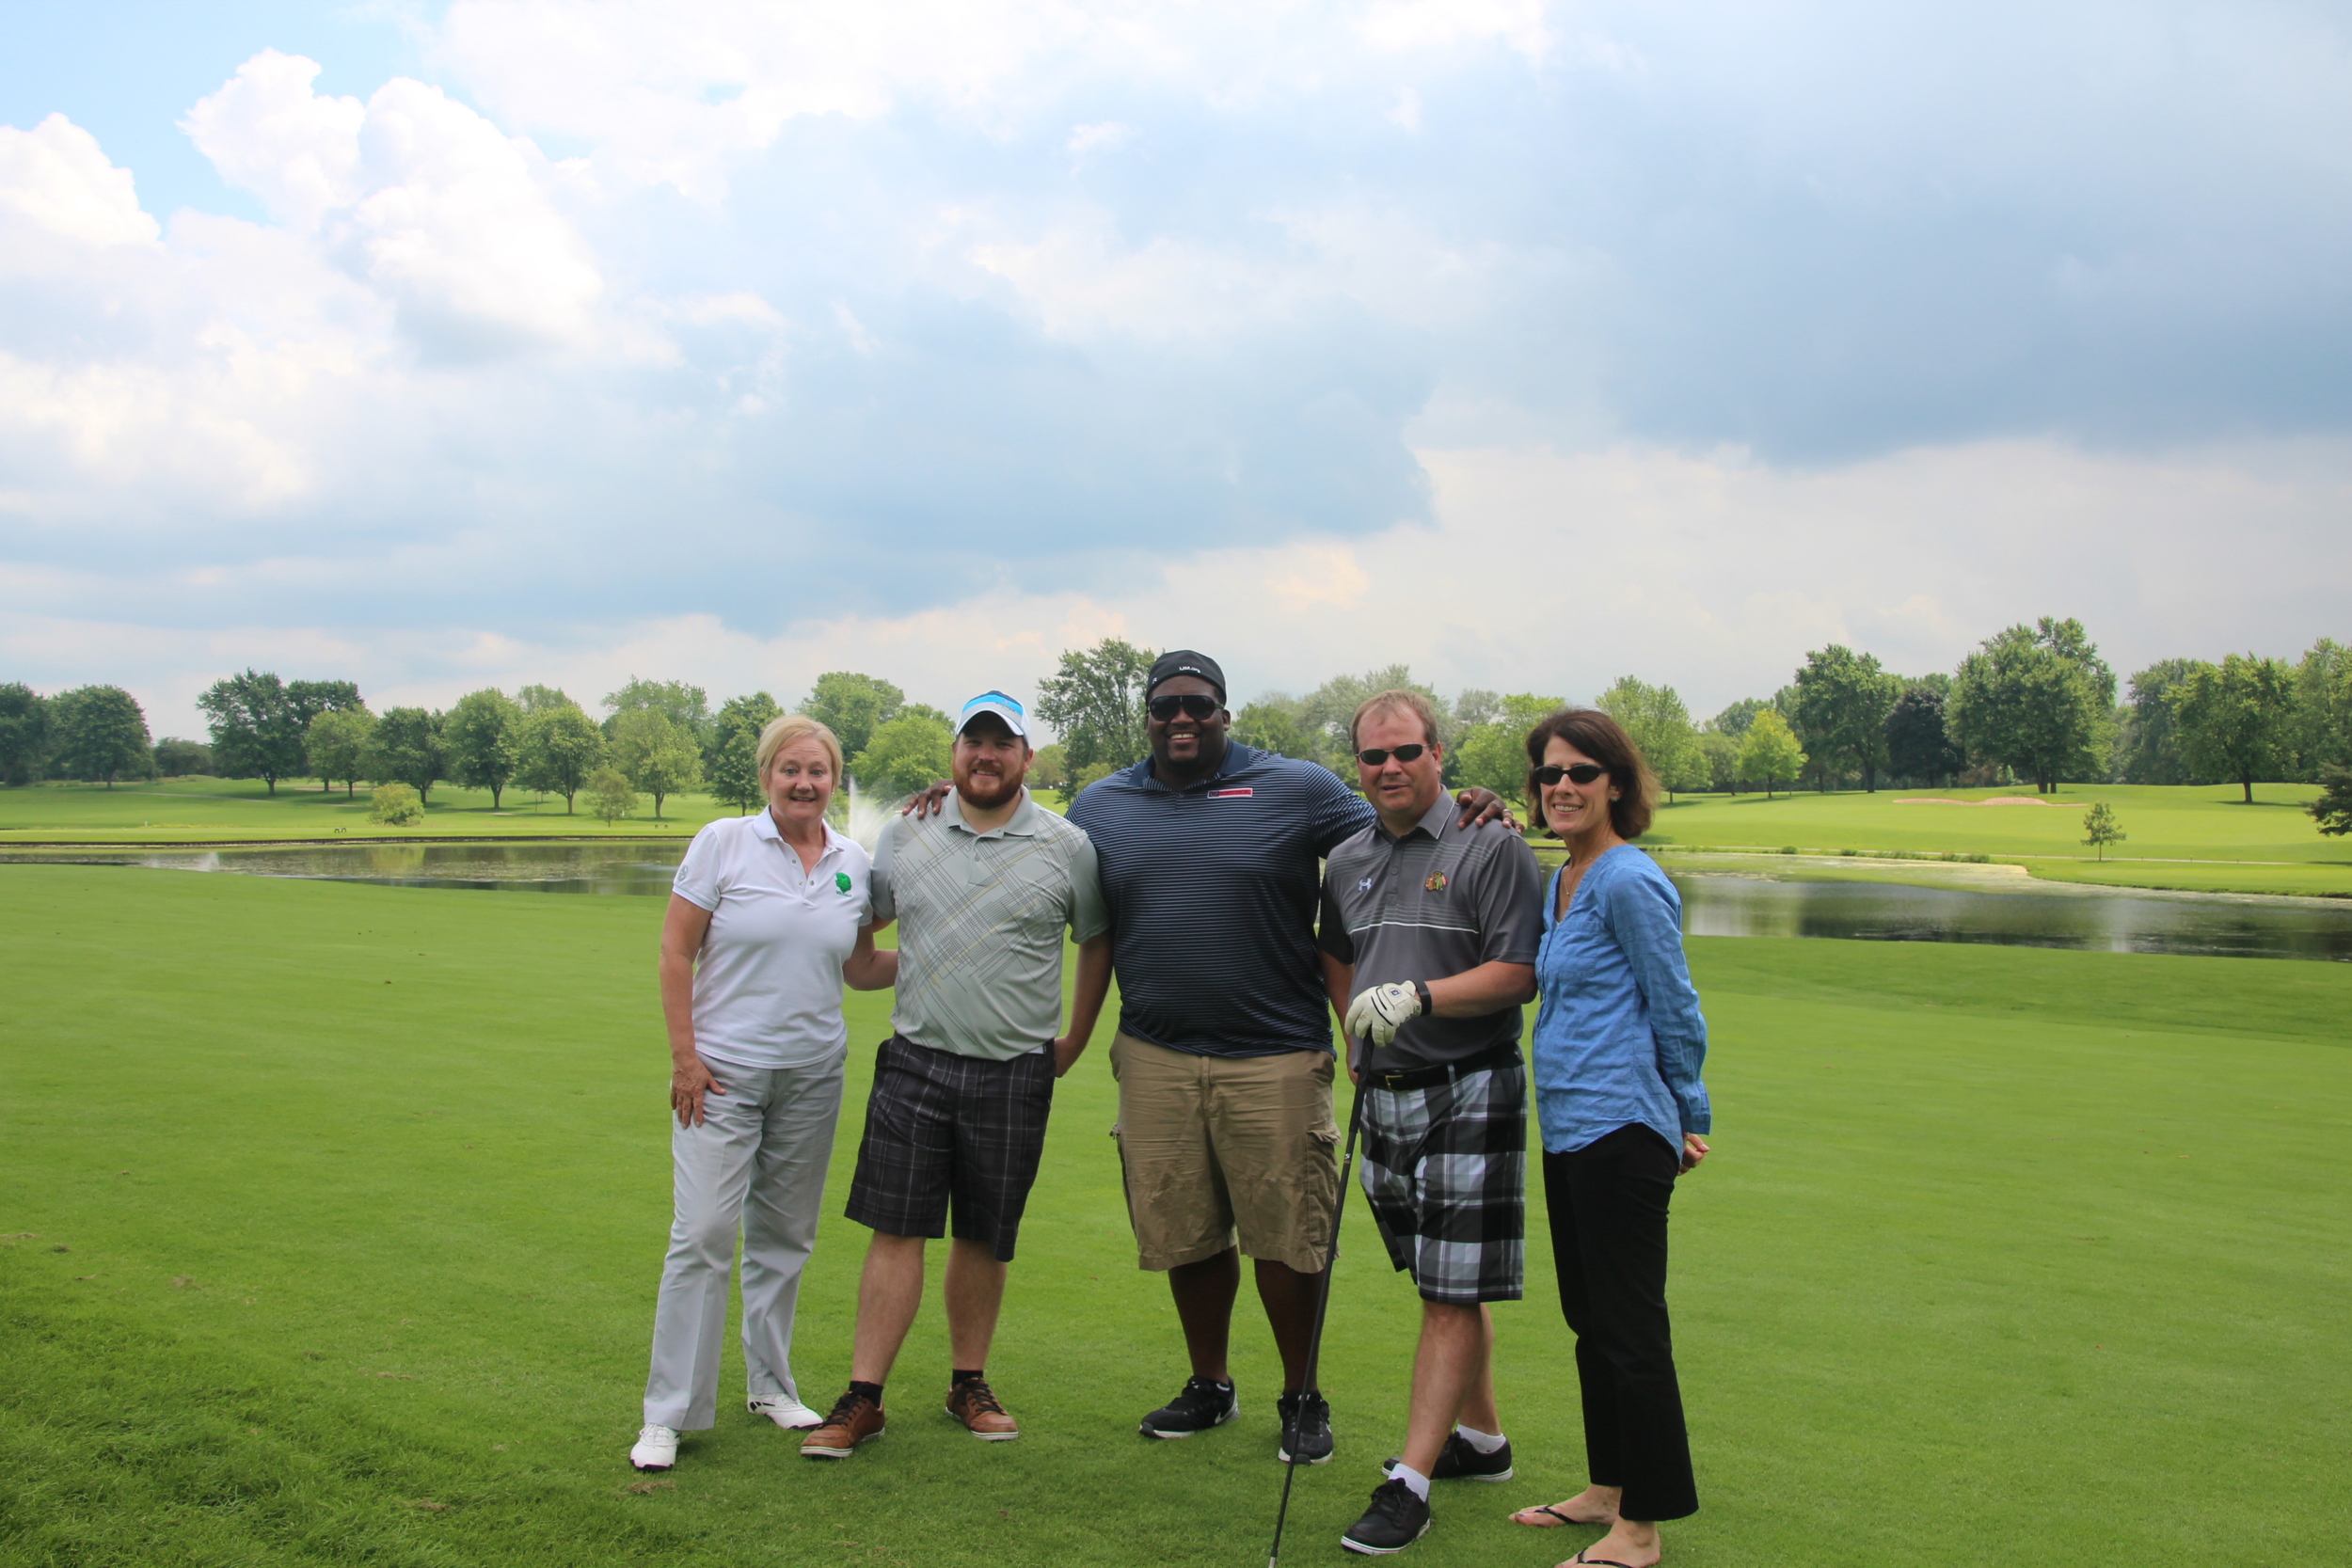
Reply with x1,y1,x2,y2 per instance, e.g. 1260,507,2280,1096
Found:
672,812,873,1072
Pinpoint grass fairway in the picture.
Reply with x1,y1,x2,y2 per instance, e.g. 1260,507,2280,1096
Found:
0,777,722,844
3,867,2347,1566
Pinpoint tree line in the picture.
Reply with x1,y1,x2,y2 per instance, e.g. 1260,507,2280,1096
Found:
7,619,2347,834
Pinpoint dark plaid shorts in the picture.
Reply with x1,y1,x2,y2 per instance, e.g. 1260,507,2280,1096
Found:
844,1035,1056,1263
1358,1054,1526,1305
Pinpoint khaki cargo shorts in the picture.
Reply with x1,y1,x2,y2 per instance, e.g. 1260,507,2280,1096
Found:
1108,1032,1340,1274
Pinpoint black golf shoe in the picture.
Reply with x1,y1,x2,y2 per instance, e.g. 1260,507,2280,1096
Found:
1381,1431,1515,1482
1139,1375,1237,1439
1341,1477,1431,1555
1276,1387,1332,1465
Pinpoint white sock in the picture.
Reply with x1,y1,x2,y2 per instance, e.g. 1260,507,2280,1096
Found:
1454,1424,1506,1453
1392,1463,1432,1501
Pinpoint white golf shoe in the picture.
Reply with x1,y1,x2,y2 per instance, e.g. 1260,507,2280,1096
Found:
747,1395,824,1430
629,1424,679,1471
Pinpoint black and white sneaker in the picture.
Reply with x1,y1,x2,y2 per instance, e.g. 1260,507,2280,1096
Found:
1341,1477,1431,1555
1381,1431,1514,1482
1139,1375,1238,1439
1276,1388,1332,1465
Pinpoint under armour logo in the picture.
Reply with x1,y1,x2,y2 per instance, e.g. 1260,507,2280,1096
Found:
1357,877,1374,892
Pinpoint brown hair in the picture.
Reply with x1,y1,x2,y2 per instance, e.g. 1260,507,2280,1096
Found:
1522,706,1656,840
1350,689,1441,751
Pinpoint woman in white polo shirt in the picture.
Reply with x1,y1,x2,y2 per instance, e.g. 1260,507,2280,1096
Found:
629,713,897,1472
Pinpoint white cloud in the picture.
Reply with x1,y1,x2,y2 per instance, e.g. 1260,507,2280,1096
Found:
1358,0,1553,61
185,53,604,356
0,114,160,253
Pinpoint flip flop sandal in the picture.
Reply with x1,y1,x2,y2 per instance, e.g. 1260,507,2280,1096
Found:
1570,1556,1647,1568
1513,1506,1598,1528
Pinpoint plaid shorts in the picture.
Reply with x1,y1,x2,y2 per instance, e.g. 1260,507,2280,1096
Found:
1357,1053,1526,1305
844,1035,1055,1263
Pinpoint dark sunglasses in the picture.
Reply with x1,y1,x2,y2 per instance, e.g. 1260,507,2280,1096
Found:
1355,743,1429,766
1149,693,1222,721
1534,763,1609,786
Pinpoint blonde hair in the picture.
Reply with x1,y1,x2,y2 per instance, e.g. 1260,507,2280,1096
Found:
1350,688,1441,751
755,713,844,781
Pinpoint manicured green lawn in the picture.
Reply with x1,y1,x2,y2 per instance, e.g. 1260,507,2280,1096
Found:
0,776,725,844
4,867,2347,1565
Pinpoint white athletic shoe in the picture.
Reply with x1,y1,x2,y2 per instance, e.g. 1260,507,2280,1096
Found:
629,1424,679,1471
747,1396,824,1431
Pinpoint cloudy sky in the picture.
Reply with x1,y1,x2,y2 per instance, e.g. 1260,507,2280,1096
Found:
4,0,2349,737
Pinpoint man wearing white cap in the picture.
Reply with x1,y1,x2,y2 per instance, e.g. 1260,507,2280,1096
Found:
801,690,1113,1458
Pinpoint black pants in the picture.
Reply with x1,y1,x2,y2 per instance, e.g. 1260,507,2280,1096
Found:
1544,1124,1698,1522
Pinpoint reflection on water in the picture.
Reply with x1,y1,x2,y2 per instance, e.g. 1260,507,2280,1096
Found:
1664,873,2352,963
11,842,2352,962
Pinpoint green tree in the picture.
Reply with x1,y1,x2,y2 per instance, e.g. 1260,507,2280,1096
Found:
199,670,306,794
445,689,523,808
707,691,783,815
586,766,638,825
1790,645,1900,791
516,684,572,715
803,672,906,761
2081,800,2126,861
1028,742,1070,794
2290,639,2352,778
0,683,52,785
1947,618,2116,793
2113,659,2198,784
1883,683,1963,786
1739,709,1806,799
305,707,377,797
1709,698,1771,738
516,703,606,815
1036,639,1156,775
603,677,712,764
2309,766,2352,837
612,708,703,819
369,707,447,801
51,685,152,786
1452,694,1565,798
1695,726,1741,793
369,782,424,826
1232,701,1312,763
1297,665,1441,775
2169,653,2296,804
852,710,956,800
1597,676,1702,801
152,737,212,776
286,680,365,788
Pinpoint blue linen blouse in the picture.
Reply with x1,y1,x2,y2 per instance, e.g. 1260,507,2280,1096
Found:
1532,844,1712,1158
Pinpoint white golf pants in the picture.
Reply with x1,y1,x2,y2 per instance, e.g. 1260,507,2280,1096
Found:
643,1056,844,1430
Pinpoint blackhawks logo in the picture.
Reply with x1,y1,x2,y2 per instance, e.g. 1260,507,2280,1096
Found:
1424,871,1449,893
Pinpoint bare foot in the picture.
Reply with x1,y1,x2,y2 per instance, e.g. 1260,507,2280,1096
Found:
1512,1484,1620,1528
1563,1518,1661,1568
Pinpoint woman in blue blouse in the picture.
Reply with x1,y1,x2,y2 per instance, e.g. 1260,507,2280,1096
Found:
1507,707,1710,1568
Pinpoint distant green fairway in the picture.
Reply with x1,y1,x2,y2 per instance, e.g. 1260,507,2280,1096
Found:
0,776,723,844
4,866,2345,1566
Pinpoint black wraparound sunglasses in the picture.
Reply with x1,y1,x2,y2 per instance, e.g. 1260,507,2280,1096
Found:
1149,693,1223,721
1534,763,1609,786
1355,743,1429,766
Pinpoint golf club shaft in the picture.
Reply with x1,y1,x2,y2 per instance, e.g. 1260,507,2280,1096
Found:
1265,1037,1374,1568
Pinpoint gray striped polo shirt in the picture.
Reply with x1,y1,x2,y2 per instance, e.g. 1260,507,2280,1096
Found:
1317,794,1543,1073
870,788,1109,1062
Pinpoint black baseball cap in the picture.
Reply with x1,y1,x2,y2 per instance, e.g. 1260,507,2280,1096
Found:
1147,650,1226,705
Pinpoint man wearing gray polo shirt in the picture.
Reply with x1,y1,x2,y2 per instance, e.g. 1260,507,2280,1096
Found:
801,691,1112,1459
1317,689,1542,1556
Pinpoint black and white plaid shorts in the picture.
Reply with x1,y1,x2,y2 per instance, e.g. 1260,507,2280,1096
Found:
1357,1053,1526,1305
844,1035,1056,1262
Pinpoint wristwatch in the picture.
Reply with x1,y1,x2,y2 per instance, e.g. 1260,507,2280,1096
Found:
1412,979,1433,1016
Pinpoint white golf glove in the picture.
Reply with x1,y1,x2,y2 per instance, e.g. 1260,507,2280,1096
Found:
1344,982,1425,1047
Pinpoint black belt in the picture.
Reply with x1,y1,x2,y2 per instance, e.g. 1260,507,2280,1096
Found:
1357,1041,1521,1093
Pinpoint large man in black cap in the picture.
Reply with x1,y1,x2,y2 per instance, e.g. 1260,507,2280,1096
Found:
1062,651,1513,1465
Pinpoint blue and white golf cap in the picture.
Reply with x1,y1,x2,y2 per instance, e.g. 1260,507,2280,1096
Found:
958,689,1029,739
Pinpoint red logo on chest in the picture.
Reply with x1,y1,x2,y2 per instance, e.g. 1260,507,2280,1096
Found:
1207,787,1254,798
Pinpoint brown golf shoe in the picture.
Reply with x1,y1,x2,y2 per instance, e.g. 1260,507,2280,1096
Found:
800,1389,885,1459
945,1378,1019,1440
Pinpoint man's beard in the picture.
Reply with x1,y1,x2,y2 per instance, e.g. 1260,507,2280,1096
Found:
957,768,1024,809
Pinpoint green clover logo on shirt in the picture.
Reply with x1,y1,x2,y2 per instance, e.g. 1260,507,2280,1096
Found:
834,872,852,895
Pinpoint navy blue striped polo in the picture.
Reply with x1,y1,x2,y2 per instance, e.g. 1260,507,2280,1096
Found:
1068,740,1373,1057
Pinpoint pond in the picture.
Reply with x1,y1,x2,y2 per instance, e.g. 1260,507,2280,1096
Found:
11,840,2352,963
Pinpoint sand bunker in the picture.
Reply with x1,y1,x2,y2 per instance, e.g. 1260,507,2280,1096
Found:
1896,796,2052,806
